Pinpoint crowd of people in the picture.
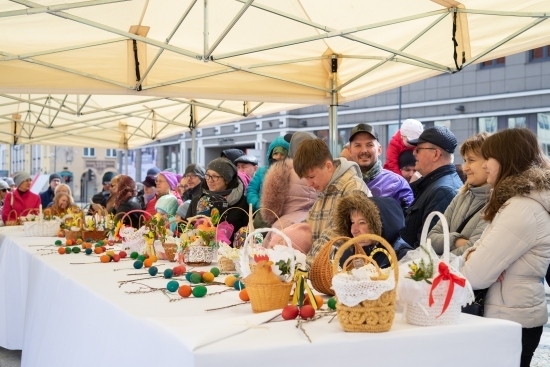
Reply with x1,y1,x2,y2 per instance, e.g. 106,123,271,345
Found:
0,124,549,366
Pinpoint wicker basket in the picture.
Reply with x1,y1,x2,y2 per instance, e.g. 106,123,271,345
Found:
219,256,236,272
332,234,398,333
183,245,215,266
82,230,107,242
310,236,359,296
5,210,20,226
162,243,178,262
24,220,61,237
64,229,82,241
402,212,471,326
242,228,295,313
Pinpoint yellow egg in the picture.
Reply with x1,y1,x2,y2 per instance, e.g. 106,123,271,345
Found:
224,275,237,287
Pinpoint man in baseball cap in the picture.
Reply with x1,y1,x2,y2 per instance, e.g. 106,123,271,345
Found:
347,123,413,209
400,126,463,248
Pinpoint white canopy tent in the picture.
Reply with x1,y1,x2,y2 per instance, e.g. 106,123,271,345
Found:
1,0,549,154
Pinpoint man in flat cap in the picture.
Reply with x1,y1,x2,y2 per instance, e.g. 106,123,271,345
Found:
400,126,463,248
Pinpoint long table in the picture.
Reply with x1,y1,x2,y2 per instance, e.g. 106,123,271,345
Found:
0,226,522,366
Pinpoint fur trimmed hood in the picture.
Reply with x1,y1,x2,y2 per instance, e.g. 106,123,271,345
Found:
495,166,550,212
333,190,382,238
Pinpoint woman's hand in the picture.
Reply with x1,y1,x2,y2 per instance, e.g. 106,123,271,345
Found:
455,238,469,248
496,270,506,282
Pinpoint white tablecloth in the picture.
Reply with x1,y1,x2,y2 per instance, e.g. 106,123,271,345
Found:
0,226,522,367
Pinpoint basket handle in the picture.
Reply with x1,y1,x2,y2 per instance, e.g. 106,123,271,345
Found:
241,227,295,279
253,207,285,232
332,234,399,283
341,254,388,281
7,209,18,221
120,209,152,228
420,211,449,264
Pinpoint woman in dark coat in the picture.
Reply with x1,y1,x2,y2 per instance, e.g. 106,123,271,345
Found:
185,158,248,245
113,175,142,229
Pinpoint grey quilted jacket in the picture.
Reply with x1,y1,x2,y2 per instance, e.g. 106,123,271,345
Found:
428,184,489,256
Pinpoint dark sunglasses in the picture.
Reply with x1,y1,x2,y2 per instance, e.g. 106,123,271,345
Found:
1,188,7,193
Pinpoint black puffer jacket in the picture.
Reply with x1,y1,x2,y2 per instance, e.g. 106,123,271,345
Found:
114,196,143,229
333,191,412,268
400,164,462,248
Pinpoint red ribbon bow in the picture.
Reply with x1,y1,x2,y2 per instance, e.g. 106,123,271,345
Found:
429,262,466,317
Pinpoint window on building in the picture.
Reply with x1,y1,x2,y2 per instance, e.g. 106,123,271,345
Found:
537,113,550,157
388,124,399,145
106,149,117,158
83,147,95,157
434,120,451,129
480,57,505,69
530,46,550,62
508,117,527,129
479,117,497,133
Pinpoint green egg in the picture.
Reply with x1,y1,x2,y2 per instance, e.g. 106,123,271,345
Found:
65,247,72,254
233,280,245,291
97,240,104,246
189,273,202,284
86,238,93,243
163,269,174,279
55,240,62,246
133,260,143,269
166,280,179,292
210,267,220,277
148,266,158,276
328,297,337,310
130,252,139,259
137,255,147,262
192,285,207,298
94,243,102,248
72,246,81,253
85,248,93,255
185,272,192,281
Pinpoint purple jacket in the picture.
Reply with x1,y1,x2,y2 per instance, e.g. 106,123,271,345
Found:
366,169,414,209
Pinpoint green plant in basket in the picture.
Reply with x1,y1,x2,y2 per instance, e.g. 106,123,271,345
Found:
143,213,169,244
406,245,434,284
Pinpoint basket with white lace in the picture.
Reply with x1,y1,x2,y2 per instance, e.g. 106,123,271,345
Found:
397,211,474,326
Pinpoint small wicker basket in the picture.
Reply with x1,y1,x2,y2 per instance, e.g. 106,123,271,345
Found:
242,228,295,313
82,230,107,242
310,236,359,296
24,220,61,237
64,229,82,241
5,210,20,226
332,234,398,333
218,256,236,272
162,243,178,262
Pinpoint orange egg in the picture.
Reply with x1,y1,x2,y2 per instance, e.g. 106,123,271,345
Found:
94,247,103,255
143,258,153,268
178,285,192,298
239,289,249,302
100,255,110,263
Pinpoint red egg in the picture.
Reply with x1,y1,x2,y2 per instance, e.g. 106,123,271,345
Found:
101,246,107,252
281,305,299,320
118,251,127,259
112,254,121,262
299,305,315,320
173,266,184,276
107,240,115,246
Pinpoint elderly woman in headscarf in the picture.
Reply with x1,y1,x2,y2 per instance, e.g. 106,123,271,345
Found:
333,191,412,268
185,158,248,245
146,170,183,215
112,175,142,229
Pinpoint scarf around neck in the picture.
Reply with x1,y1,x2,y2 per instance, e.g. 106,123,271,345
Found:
362,160,382,183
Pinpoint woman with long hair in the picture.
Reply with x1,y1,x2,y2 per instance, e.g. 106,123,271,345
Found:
461,128,550,367
47,192,79,217
428,133,490,255
113,175,142,228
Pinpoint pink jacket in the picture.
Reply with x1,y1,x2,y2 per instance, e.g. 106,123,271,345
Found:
384,130,415,176
260,159,317,230
2,190,41,222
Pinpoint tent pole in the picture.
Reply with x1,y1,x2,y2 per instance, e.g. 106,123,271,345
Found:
191,128,196,164
328,55,338,157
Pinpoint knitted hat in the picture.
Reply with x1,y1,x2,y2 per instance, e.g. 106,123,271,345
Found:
102,171,115,184
176,201,191,218
49,173,61,183
158,171,178,190
146,167,160,176
268,223,312,254
272,146,288,156
142,175,156,188
398,150,416,169
0,180,8,190
207,158,237,183
400,119,423,140
289,131,316,158
4,177,15,187
155,194,179,216
13,171,31,188
184,163,206,178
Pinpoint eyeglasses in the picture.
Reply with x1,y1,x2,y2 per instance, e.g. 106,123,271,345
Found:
184,174,198,179
177,184,187,189
204,174,222,182
1,189,7,193
416,147,437,152
155,179,167,184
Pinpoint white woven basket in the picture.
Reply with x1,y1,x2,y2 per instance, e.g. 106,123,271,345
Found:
403,211,469,326
23,220,61,237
